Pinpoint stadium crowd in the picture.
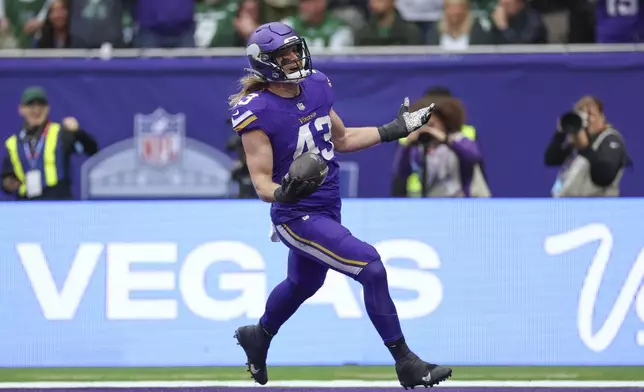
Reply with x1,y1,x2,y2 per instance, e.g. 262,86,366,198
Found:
0,0,639,50
0,0,636,201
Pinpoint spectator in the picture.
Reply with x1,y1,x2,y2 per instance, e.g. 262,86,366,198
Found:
545,95,630,197
121,5,134,47
426,0,493,49
281,0,353,50
66,0,125,49
355,0,423,45
1,87,99,200
36,0,69,48
530,0,575,43
470,0,496,14
3,0,52,48
392,87,454,198
328,0,368,31
405,96,488,198
262,0,297,24
0,0,18,48
490,0,547,43
195,0,239,47
332,0,369,15
135,0,196,48
395,0,443,33
231,0,262,45
567,0,595,43
391,86,485,197
595,0,644,43
196,0,262,47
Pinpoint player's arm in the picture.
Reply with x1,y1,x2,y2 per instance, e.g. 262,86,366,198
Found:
330,109,381,153
330,98,435,153
1,151,20,194
241,130,280,202
578,133,625,187
242,130,317,204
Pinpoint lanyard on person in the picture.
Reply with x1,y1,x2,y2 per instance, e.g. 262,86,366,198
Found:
20,122,51,170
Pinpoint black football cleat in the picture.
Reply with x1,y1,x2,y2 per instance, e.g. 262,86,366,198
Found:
234,324,272,385
395,352,452,389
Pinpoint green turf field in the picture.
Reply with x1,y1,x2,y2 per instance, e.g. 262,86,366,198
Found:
0,367,643,382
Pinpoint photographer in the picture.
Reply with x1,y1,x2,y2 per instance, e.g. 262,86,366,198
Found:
391,86,482,197
404,96,490,197
545,96,630,197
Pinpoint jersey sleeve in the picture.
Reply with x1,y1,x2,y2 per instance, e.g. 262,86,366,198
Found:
310,69,335,107
230,93,271,135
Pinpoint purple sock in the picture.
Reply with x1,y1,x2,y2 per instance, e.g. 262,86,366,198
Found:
356,260,403,343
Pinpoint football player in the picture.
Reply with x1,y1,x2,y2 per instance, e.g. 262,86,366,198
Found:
229,22,451,390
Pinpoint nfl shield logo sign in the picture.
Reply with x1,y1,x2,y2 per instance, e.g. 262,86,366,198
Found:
135,108,185,166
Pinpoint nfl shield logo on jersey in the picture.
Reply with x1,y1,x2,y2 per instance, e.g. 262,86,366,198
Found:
297,102,305,111
135,108,185,166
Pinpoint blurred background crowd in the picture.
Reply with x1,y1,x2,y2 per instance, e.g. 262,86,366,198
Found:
0,0,640,51
0,0,640,202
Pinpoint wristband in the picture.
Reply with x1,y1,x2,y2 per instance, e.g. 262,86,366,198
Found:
377,120,407,143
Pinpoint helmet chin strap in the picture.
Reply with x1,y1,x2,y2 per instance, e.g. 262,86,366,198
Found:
244,60,311,83
257,70,310,84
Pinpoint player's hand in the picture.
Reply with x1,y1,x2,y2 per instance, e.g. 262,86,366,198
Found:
492,5,508,30
280,173,319,203
399,97,435,134
0,18,10,34
234,11,259,40
378,97,435,143
63,117,80,132
2,176,21,192
23,18,43,34
274,173,319,204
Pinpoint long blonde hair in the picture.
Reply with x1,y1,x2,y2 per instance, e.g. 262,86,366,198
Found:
228,74,269,107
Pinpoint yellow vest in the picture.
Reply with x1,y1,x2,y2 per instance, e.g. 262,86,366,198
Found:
5,122,62,197
400,125,477,197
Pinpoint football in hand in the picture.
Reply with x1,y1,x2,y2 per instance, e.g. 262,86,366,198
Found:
288,152,328,187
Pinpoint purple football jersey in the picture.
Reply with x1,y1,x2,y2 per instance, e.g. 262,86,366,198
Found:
231,70,341,224
595,0,644,43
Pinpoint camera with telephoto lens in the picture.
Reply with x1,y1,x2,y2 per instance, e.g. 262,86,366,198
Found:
416,131,436,146
559,110,588,134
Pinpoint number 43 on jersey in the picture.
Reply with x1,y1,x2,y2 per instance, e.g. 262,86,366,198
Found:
294,115,334,161
233,92,335,161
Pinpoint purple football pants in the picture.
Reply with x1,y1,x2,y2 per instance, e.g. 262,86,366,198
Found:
259,213,403,343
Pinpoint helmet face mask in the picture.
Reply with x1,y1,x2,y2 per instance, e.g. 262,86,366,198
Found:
246,23,313,83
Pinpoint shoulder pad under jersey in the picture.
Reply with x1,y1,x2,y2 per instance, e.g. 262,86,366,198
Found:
310,69,333,86
308,69,334,105
230,91,270,134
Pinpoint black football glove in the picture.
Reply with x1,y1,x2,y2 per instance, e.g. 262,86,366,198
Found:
273,173,320,204
377,97,436,142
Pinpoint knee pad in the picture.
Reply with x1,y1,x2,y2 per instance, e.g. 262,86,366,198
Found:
356,259,388,286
